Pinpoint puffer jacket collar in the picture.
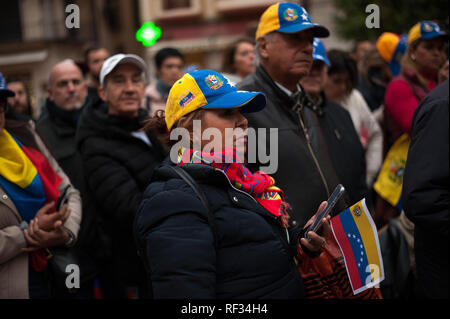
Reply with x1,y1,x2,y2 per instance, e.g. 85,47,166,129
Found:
76,98,149,145
151,157,279,221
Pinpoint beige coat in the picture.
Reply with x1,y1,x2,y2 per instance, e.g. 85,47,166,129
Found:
0,121,81,299
142,82,167,117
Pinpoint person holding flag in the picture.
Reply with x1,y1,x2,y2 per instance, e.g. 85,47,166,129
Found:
134,69,332,299
0,73,82,299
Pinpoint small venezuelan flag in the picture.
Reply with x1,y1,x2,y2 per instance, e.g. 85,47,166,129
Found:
330,198,384,295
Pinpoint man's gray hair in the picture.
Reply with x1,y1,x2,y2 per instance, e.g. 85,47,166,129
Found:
255,32,276,65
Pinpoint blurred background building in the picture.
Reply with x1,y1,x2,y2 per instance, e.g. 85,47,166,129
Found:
0,0,351,116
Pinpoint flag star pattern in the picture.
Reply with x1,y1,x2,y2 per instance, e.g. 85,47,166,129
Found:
330,198,385,295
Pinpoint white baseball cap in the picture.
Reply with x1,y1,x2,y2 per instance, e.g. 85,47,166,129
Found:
99,53,147,86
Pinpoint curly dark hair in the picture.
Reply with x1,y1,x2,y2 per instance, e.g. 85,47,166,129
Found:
327,49,359,91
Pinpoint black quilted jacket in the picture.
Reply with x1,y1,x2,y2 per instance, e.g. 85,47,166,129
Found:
76,100,166,285
134,161,306,299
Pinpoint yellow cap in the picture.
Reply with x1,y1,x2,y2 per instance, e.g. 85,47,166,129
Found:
165,70,266,130
256,3,282,40
255,2,329,40
408,21,447,45
376,32,401,62
165,73,206,131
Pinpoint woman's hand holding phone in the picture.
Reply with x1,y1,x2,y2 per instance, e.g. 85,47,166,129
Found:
300,184,345,252
300,201,331,252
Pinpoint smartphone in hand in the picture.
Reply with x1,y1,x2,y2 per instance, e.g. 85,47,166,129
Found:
56,185,71,211
304,184,345,240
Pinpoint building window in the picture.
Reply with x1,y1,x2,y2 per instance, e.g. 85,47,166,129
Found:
0,0,22,43
162,0,191,10
19,0,67,41
152,0,201,20
8,0,95,43
217,0,276,12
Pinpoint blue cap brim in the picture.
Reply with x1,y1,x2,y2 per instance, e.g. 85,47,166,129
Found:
278,23,330,38
420,32,448,41
313,53,330,67
0,89,15,97
201,91,266,113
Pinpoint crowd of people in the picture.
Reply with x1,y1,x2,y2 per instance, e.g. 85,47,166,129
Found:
0,2,448,299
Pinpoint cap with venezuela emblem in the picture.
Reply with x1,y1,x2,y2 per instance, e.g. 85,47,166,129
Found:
408,21,448,45
256,2,329,40
165,70,266,130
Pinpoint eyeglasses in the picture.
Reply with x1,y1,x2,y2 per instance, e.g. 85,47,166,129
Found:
0,98,8,114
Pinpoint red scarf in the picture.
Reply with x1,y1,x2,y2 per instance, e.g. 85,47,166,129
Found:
177,147,290,228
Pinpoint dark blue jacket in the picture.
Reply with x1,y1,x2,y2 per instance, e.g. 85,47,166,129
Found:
402,79,449,298
134,161,305,299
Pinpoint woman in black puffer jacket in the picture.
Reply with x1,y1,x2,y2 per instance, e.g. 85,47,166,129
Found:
134,70,330,299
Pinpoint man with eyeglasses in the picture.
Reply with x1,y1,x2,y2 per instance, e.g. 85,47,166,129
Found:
76,54,166,298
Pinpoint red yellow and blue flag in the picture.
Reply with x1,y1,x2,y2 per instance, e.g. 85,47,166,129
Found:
0,129,63,271
0,129,61,221
330,198,384,295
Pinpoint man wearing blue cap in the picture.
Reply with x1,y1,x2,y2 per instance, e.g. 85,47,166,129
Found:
238,2,347,227
300,39,369,206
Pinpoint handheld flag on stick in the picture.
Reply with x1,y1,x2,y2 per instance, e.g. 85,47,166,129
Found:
330,198,384,295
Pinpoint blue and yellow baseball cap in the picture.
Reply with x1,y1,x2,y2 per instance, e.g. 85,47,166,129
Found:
256,2,329,40
408,21,448,45
312,38,330,67
376,32,407,76
165,70,266,130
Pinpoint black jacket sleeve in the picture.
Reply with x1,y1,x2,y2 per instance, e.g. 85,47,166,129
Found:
402,94,449,239
83,152,143,228
135,189,217,299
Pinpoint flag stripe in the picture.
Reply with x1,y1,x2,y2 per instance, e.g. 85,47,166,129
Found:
349,199,382,282
21,145,61,210
330,215,363,291
362,199,385,284
0,132,38,188
0,172,46,222
338,208,371,286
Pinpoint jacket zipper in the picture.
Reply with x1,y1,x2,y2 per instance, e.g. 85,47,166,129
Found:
214,168,260,205
214,168,290,242
296,109,330,197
